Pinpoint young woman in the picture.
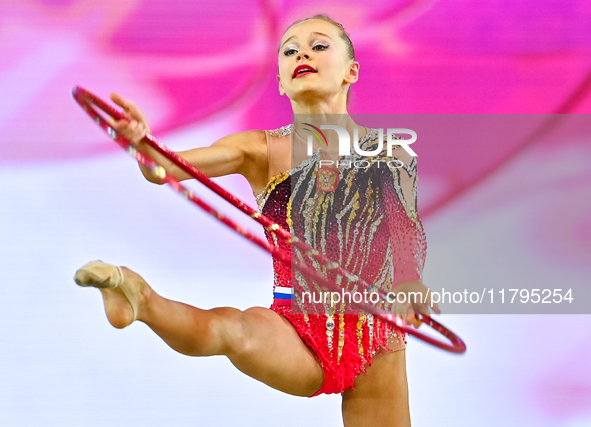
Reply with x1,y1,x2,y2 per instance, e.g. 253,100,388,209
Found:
74,14,439,427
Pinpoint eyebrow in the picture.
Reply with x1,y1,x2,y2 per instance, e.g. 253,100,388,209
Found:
280,32,332,50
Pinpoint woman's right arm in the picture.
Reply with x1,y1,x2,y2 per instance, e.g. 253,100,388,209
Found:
107,93,262,185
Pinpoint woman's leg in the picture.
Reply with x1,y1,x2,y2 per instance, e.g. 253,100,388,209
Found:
341,344,411,427
75,262,324,397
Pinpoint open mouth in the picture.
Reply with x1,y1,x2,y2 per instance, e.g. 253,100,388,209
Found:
293,65,317,78
294,70,317,78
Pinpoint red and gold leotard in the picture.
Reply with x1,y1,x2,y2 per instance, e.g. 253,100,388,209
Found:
254,124,427,396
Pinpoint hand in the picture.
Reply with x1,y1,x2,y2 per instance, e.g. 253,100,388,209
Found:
391,280,441,329
107,93,152,147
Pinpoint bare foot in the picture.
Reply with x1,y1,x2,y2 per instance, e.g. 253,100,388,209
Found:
74,260,146,329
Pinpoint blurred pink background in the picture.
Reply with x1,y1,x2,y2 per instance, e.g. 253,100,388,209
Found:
1,1,590,426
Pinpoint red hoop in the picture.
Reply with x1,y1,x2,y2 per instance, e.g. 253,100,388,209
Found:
72,85,467,354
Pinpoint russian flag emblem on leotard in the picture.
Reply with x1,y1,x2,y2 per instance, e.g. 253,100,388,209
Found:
273,287,293,306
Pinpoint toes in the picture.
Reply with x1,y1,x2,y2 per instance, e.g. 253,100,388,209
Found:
74,260,121,289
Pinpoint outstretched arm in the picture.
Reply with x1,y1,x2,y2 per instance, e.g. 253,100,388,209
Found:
107,92,262,185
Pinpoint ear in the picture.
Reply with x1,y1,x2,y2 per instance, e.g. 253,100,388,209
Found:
344,61,360,85
277,74,285,96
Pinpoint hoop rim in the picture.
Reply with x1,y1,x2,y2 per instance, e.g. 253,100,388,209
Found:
72,85,467,355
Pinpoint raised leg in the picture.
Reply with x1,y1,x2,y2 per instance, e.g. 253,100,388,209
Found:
74,261,324,397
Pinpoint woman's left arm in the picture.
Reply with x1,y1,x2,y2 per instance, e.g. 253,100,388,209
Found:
379,145,440,325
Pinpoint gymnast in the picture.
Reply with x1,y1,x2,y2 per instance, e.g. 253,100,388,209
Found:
74,14,439,427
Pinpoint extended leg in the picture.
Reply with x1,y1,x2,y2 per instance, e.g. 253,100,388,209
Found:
74,261,324,397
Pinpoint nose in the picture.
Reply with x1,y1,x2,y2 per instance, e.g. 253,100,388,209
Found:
296,49,311,61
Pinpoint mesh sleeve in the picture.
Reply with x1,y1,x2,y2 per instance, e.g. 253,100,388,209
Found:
379,145,426,287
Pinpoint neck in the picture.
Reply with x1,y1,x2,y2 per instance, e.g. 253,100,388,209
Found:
289,92,368,152
291,109,367,153
289,89,350,113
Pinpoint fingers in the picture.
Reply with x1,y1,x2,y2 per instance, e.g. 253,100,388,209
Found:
424,287,441,314
407,307,424,329
431,300,442,314
409,301,436,329
106,118,147,146
105,92,151,144
410,317,423,329
400,313,422,329
405,281,441,315
404,307,415,327
391,281,444,329
392,302,422,329
109,92,146,122
131,121,147,144
413,301,430,315
109,92,130,110
108,93,132,123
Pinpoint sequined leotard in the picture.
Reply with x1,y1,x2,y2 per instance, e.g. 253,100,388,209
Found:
254,124,427,396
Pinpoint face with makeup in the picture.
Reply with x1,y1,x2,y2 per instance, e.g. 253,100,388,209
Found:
277,19,359,109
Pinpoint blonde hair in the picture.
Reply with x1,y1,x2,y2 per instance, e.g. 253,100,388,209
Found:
278,14,356,105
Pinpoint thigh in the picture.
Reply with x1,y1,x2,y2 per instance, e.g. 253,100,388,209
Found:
342,347,411,427
225,306,324,397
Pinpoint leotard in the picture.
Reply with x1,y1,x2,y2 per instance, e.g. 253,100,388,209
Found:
254,124,427,396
